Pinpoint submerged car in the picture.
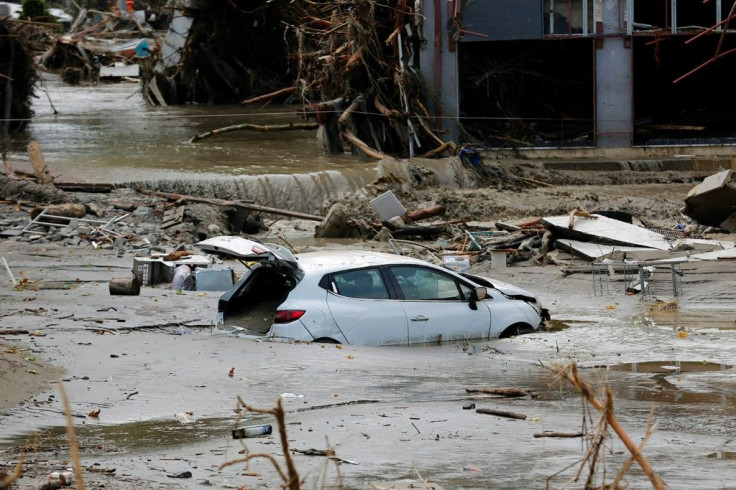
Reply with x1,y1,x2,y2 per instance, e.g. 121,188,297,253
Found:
197,236,549,346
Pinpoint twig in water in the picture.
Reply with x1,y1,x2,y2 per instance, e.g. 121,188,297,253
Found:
58,381,86,490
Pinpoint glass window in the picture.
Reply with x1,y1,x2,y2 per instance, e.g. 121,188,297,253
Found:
390,266,464,301
333,268,390,299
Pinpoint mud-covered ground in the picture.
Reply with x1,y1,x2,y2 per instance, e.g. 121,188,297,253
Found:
2,163,736,489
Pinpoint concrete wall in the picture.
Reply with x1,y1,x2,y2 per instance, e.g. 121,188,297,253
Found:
419,0,460,143
595,37,633,147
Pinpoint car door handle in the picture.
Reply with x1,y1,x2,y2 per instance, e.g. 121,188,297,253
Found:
410,315,429,322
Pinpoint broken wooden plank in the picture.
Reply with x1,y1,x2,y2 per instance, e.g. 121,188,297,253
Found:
161,206,186,229
139,190,325,222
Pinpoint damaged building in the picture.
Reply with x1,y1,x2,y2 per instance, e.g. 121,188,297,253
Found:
422,0,736,152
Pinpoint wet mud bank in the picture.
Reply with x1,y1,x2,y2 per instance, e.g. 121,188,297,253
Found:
3,226,736,488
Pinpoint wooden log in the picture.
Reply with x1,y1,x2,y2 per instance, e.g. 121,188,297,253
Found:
404,205,445,222
138,190,325,222
419,141,453,158
341,130,387,160
533,432,585,438
466,387,535,398
415,115,447,147
241,86,297,105
337,96,363,132
109,275,141,296
31,203,87,222
28,141,54,187
190,122,318,143
475,408,527,420
374,94,400,118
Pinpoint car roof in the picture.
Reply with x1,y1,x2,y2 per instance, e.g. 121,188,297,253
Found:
294,250,430,274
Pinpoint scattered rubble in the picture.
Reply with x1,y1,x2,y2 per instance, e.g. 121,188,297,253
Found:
3,155,736,303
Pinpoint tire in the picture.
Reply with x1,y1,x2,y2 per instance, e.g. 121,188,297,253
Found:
499,323,535,339
313,337,340,344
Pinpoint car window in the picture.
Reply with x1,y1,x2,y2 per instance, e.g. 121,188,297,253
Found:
333,268,390,299
390,266,465,301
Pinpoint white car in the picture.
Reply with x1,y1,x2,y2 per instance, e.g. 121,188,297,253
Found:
198,236,549,346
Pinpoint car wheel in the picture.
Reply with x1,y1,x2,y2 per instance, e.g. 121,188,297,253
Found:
499,323,535,339
313,337,341,344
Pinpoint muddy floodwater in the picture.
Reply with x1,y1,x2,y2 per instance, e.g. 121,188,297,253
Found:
3,80,736,488
5,75,373,183
3,236,736,489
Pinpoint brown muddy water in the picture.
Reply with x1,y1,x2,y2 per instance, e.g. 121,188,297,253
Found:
4,75,385,214
3,81,736,487
6,75,365,181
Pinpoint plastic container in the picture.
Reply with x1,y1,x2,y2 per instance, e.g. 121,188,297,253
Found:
195,267,234,291
232,424,273,439
369,191,407,221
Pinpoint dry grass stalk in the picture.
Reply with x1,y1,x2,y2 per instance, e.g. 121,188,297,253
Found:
58,380,85,490
0,456,23,489
219,397,302,489
549,362,665,489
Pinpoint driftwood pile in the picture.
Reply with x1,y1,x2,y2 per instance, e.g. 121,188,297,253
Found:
143,0,452,159
39,7,153,84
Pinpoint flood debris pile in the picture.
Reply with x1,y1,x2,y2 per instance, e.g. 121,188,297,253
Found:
141,0,288,105
0,18,41,133
143,0,452,159
311,167,736,303
40,6,156,84
286,0,451,159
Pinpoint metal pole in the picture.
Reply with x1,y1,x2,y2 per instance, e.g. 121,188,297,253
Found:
671,0,677,34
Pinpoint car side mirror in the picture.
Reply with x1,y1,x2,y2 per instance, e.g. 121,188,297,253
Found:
468,286,487,310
